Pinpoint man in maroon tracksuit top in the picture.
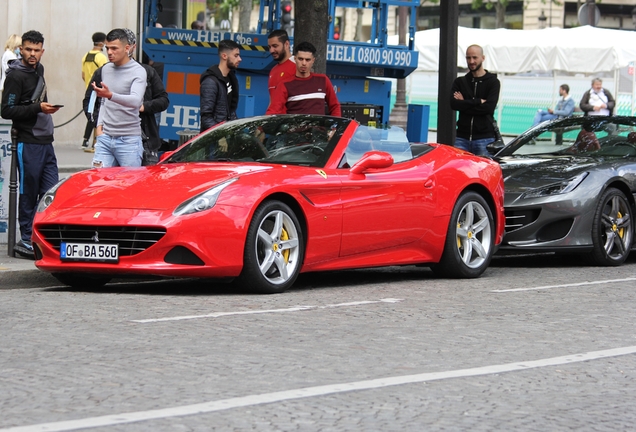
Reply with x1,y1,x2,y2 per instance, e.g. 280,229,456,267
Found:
266,41,341,117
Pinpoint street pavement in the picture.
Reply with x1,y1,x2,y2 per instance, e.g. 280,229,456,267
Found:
2,255,636,430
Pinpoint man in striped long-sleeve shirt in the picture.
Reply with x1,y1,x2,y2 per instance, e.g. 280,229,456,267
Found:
266,41,341,117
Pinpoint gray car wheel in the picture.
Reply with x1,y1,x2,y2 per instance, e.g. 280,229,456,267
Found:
237,200,304,294
587,187,633,266
431,191,494,278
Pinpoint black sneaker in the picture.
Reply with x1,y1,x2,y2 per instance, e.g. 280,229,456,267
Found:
14,240,35,260
81,140,89,149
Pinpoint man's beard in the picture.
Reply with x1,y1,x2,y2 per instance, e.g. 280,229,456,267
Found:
469,61,482,72
272,50,284,61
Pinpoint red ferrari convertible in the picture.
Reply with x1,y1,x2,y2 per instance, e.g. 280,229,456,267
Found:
33,115,505,293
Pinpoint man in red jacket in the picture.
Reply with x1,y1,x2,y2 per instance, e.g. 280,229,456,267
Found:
266,41,341,117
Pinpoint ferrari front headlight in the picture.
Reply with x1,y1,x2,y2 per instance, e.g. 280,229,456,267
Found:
173,178,238,216
37,177,69,212
521,172,588,199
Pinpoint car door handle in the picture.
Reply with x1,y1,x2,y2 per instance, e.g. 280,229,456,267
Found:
424,179,434,188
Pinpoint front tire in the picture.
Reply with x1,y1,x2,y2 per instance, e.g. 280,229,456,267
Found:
236,200,304,294
587,187,633,266
431,191,495,278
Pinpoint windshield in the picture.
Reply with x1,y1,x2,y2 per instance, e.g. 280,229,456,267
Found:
164,115,352,167
497,117,636,158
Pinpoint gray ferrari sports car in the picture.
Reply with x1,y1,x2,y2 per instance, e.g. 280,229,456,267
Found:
491,115,636,265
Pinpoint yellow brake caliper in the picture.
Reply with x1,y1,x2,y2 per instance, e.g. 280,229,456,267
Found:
616,211,624,238
280,228,290,262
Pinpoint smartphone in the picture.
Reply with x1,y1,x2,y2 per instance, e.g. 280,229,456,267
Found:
53,104,64,108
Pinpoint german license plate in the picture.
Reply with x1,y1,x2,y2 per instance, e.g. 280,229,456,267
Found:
60,242,119,263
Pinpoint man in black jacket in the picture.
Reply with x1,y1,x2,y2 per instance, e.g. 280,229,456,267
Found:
199,39,241,132
83,57,169,165
450,44,501,156
1,30,60,259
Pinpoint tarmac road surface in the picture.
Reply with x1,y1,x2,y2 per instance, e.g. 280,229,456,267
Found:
1,253,636,431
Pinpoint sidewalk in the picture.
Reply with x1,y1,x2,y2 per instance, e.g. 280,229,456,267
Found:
0,253,38,273
55,142,95,173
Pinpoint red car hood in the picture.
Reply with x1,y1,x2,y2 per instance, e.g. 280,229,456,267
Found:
55,163,272,210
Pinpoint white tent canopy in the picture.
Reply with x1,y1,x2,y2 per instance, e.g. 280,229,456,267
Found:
399,26,636,74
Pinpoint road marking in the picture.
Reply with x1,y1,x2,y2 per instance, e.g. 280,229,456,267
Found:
131,298,404,323
491,277,636,293
3,345,636,432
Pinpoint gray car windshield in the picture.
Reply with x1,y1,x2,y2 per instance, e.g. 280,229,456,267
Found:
164,115,351,167
500,117,636,158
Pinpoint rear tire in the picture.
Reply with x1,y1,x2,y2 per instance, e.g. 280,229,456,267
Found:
431,191,495,278
586,187,633,266
236,200,304,294
52,273,111,289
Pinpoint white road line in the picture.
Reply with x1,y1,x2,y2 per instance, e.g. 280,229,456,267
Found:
4,345,636,432
131,298,404,323
491,277,636,293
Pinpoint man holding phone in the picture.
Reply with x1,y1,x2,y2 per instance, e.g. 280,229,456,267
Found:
1,30,60,259
91,28,146,168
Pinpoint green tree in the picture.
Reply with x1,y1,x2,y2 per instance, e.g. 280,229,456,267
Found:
471,0,509,28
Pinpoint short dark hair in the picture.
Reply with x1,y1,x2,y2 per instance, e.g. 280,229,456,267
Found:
106,28,130,45
294,41,316,56
268,29,289,44
92,32,106,44
560,84,570,94
218,39,240,54
21,30,44,46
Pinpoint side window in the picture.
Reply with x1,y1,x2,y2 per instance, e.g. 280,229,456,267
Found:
344,129,374,167
343,125,413,167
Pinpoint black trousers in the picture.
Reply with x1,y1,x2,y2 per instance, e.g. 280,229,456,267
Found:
83,118,94,142
17,142,58,242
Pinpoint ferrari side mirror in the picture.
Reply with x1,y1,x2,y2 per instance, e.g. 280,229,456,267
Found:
349,151,393,180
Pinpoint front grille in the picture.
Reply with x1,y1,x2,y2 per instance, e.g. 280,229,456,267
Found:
504,208,541,232
37,225,167,256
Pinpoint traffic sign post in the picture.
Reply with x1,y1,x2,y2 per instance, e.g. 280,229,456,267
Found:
578,1,600,26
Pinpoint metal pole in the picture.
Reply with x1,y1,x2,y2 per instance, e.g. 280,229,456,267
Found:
437,0,459,145
632,61,635,116
389,6,408,129
7,128,18,257
137,0,144,62
587,0,596,27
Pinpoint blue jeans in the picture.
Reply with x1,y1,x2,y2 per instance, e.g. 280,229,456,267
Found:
93,134,143,168
532,110,557,127
454,137,494,156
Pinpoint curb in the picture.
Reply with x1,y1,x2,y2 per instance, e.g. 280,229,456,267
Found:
59,166,90,173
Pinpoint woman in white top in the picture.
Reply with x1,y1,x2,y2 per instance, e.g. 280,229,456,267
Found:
1,34,22,93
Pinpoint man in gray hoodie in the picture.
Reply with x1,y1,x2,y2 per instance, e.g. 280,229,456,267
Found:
91,28,146,167
1,30,60,259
